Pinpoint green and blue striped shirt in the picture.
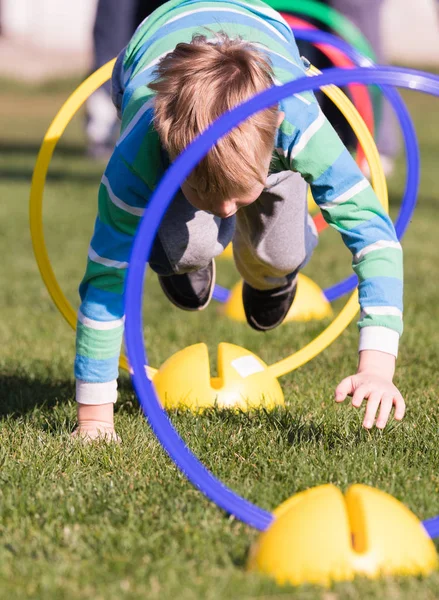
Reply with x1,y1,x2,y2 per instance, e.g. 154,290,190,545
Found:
75,0,403,404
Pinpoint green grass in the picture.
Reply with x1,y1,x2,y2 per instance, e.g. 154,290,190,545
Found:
1,80,439,599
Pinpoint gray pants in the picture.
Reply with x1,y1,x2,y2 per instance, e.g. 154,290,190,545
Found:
150,171,318,291
111,51,318,290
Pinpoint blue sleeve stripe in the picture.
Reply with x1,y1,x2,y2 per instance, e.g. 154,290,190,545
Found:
354,240,402,264
104,150,152,206
341,215,399,255
359,277,403,311
265,50,304,78
88,247,128,270
311,150,367,205
89,218,134,263
79,284,124,321
122,66,157,112
74,355,119,383
101,175,144,217
275,96,321,156
290,107,326,160
117,103,155,163
319,179,370,210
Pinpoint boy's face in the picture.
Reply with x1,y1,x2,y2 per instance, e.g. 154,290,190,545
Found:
181,179,266,218
181,111,285,219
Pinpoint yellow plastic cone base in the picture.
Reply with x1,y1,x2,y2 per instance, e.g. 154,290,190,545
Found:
221,275,333,324
248,484,438,587
152,342,284,411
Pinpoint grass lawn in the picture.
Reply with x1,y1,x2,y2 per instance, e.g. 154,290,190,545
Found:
0,76,439,599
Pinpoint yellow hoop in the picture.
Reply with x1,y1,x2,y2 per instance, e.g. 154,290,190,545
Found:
29,61,387,381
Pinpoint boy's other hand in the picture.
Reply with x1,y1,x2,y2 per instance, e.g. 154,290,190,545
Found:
334,350,405,430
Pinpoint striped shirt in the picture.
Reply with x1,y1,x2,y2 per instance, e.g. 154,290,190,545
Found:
75,0,403,404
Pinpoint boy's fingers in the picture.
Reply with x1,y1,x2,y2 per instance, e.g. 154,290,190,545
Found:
393,393,406,421
363,392,382,428
376,394,394,429
335,377,353,402
352,385,368,408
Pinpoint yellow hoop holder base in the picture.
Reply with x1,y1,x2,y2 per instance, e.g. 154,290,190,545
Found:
248,484,438,587
221,274,332,324
152,342,284,411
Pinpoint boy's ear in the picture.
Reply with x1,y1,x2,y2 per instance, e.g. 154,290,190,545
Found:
277,111,285,127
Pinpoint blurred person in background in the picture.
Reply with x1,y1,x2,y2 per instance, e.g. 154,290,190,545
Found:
85,0,165,158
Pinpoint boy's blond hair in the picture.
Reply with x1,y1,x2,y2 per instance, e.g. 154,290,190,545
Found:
149,33,278,201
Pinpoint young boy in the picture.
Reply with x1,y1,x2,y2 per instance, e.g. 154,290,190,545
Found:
74,0,405,440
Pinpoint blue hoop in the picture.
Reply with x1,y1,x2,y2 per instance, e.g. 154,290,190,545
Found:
212,29,419,304
125,67,439,533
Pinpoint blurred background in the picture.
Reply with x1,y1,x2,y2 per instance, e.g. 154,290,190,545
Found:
0,0,438,82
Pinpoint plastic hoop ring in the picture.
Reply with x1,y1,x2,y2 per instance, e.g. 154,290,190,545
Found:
29,57,386,378
126,66,439,532
283,13,374,169
126,66,439,533
269,64,386,378
28,59,136,374
212,29,419,305
292,29,419,303
287,14,373,234
266,0,382,125
271,0,376,59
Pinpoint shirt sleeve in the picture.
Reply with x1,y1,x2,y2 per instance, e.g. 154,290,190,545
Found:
74,147,152,403
276,93,403,357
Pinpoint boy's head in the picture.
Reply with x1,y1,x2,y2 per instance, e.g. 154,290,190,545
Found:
150,33,283,218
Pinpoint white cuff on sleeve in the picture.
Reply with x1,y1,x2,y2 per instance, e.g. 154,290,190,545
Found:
76,379,118,405
358,326,399,358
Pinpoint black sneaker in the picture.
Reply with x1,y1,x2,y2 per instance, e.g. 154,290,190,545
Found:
158,259,216,311
242,276,298,331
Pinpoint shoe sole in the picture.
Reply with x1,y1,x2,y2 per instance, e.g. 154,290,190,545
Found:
158,259,216,312
243,276,298,332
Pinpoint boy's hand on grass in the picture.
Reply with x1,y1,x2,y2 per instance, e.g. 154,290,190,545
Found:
334,350,405,430
72,402,120,443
